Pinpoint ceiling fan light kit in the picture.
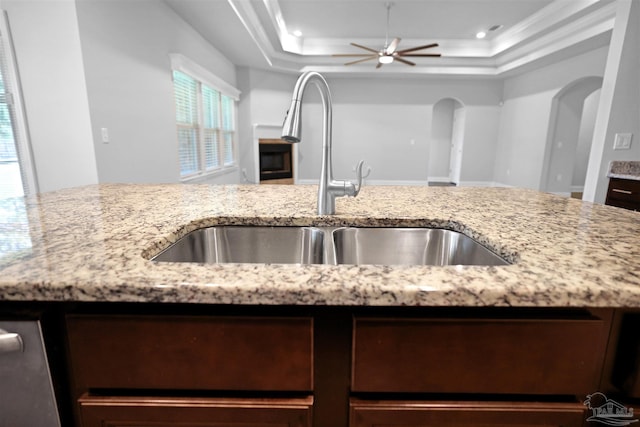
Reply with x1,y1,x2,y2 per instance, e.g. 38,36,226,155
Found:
333,2,441,68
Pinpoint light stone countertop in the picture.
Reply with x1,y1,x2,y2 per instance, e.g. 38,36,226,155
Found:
0,183,639,307
608,160,640,181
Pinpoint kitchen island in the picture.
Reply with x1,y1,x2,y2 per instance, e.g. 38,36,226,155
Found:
0,183,639,306
1,184,639,427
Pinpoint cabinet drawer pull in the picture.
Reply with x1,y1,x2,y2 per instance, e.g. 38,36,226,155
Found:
0,328,23,354
612,188,633,195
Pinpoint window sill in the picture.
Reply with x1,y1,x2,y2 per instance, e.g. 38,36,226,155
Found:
180,165,238,183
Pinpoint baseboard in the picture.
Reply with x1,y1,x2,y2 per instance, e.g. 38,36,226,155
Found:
296,179,430,186
297,179,501,187
490,182,516,188
427,176,450,183
458,181,497,187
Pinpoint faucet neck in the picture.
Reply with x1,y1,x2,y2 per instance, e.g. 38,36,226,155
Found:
283,71,365,216
290,72,335,214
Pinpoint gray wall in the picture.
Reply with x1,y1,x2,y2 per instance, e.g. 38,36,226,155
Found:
584,0,640,203
494,46,609,190
2,0,98,192
75,0,240,184
238,68,503,185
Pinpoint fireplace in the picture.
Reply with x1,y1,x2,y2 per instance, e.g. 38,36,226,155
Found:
259,139,293,184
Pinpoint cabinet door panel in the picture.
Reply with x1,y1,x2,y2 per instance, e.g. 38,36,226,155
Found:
606,178,640,210
67,315,313,391
350,399,586,427
352,317,605,394
79,395,312,427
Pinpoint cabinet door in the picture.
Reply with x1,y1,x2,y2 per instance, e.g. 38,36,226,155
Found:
352,316,606,395
67,315,313,392
350,399,586,427
605,178,640,210
78,395,312,427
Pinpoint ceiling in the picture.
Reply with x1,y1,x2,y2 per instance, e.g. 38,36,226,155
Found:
164,0,616,77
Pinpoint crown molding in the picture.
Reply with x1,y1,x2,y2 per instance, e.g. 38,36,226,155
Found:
230,0,616,77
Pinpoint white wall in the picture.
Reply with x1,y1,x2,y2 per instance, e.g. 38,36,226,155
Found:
543,77,602,195
2,0,98,193
572,89,600,189
238,68,503,185
494,46,609,189
430,99,454,179
460,104,501,184
75,0,240,184
584,0,640,203
237,67,296,184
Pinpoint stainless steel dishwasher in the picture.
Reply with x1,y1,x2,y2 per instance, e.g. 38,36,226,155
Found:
0,320,61,426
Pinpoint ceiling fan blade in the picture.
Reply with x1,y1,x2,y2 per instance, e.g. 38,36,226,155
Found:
400,53,442,57
344,56,378,66
396,43,439,55
394,57,416,66
351,43,380,54
386,37,401,54
333,53,379,57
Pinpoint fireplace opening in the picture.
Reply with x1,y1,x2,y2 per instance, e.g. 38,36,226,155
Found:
259,139,293,184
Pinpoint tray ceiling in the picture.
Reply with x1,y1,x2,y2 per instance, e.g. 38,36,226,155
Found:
165,0,616,77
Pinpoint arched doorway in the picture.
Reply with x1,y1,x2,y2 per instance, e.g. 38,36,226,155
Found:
430,98,465,185
541,76,603,197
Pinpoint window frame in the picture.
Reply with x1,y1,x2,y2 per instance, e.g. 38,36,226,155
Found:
170,54,240,181
0,11,38,196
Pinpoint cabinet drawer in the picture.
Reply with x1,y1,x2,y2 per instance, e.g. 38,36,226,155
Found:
352,316,605,394
350,399,586,427
79,395,313,427
67,315,313,391
606,178,640,210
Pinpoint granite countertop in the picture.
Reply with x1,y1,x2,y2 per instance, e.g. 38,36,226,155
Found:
608,160,640,181
0,184,639,307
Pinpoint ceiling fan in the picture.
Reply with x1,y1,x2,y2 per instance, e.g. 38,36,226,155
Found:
333,2,441,68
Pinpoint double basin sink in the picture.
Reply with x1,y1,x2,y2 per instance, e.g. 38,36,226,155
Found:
152,226,509,266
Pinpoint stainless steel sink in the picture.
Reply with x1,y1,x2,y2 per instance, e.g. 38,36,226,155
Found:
151,226,509,266
332,227,509,266
152,226,325,264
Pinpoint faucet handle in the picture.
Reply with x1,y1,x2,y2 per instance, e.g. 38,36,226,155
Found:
352,160,367,197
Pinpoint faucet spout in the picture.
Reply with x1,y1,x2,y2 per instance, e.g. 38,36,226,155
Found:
282,71,365,215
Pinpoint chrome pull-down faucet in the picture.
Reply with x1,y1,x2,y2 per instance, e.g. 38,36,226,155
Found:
282,71,365,215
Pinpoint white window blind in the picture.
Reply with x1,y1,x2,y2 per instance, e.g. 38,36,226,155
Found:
170,54,239,180
0,11,37,198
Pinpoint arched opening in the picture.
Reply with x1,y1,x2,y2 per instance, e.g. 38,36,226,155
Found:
540,76,603,198
430,98,465,185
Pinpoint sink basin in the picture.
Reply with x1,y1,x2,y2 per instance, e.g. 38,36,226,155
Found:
332,227,509,266
152,226,325,264
151,226,509,267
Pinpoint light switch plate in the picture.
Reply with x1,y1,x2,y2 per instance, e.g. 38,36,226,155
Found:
613,133,632,150
101,128,109,143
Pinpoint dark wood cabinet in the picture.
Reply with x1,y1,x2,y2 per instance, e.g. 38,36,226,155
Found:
352,316,607,395
611,312,640,398
350,311,611,427
62,308,616,427
66,315,314,427
78,395,313,427
605,178,640,211
350,399,587,427
66,315,313,392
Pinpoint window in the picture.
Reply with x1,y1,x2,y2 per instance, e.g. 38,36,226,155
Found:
171,54,239,180
0,11,37,198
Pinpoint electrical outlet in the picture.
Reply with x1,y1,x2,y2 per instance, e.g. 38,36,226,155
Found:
613,133,632,150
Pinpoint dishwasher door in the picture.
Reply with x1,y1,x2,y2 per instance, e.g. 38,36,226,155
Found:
0,320,61,427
